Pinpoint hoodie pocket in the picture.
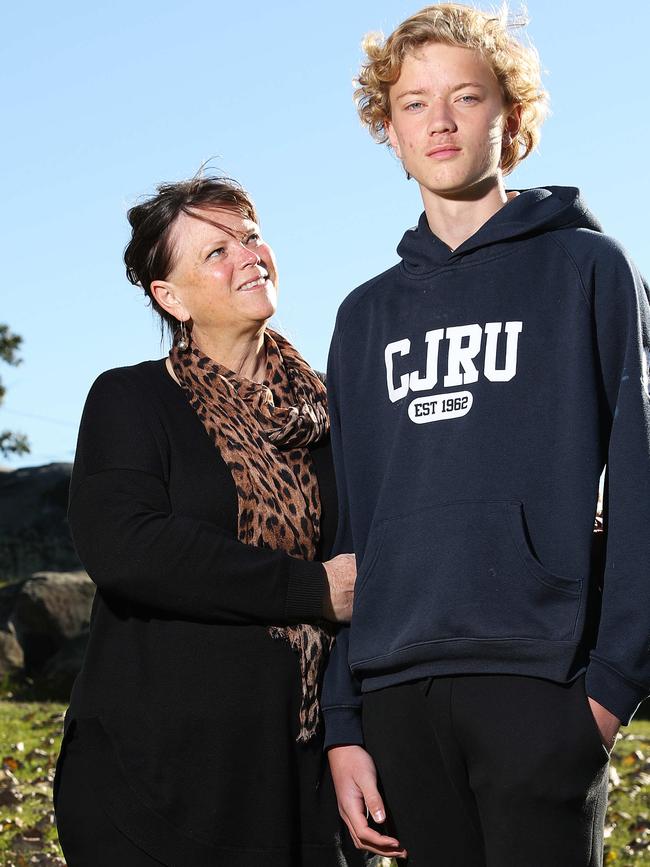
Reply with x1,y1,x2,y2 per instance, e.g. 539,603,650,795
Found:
352,500,582,660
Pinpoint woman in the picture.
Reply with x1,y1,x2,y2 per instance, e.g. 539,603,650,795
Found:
54,174,359,866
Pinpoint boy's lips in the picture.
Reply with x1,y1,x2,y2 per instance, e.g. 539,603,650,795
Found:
427,145,462,159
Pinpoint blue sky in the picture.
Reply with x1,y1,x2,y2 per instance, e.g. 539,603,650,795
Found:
2,0,649,468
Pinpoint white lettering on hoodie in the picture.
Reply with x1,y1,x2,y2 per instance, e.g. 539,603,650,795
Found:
385,321,523,407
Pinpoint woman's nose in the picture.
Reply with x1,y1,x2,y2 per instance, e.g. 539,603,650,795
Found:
239,243,262,266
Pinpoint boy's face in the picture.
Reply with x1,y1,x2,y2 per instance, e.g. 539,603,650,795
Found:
386,43,521,200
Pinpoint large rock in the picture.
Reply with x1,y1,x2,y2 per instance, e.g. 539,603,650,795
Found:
0,463,81,582
0,623,24,676
0,581,25,676
42,632,90,700
10,571,94,674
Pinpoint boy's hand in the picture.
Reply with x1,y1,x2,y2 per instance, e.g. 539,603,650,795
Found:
328,745,407,858
588,697,621,752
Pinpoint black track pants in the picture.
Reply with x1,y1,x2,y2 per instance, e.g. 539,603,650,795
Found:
362,674,610,867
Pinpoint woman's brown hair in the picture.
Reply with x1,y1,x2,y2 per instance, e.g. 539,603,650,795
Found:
124,175,258,337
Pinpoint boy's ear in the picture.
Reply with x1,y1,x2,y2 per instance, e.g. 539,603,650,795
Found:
503,103,523,146
386,119,403,159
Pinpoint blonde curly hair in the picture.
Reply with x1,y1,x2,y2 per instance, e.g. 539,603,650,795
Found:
355,3,548,174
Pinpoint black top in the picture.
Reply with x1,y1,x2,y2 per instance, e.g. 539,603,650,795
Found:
64,359,348,867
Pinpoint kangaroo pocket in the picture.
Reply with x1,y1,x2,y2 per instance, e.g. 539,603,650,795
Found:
350,500,582,664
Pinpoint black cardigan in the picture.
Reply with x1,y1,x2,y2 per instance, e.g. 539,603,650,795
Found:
64,359,343,866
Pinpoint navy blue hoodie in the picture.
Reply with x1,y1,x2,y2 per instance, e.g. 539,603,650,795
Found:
322,187,650,748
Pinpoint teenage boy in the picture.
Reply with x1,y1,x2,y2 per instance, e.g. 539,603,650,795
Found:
322,5,650,866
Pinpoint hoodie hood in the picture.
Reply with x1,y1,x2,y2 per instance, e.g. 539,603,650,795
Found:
397,186,603,276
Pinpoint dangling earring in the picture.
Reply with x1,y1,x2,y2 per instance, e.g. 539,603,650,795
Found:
176,319,189,351
406,170,411,180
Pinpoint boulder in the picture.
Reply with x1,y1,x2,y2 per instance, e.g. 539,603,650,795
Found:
0,463,81,582
41,632,89,700
0,581,25,676
10,571,94,674
0,623,24,677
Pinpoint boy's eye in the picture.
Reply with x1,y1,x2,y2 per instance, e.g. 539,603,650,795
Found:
405,101,424,111
458,95,479,104
246,233,261,244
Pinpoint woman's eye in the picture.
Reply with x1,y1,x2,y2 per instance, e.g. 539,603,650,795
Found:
207,247,226,259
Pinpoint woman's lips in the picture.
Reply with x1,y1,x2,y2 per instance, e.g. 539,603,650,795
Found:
238,275,270,292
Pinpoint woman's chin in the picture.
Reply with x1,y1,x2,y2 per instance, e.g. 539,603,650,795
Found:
240,288,277,323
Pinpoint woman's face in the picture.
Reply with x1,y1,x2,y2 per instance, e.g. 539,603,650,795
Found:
161,207,278,337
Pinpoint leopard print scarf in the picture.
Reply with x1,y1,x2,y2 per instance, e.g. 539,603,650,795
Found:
170,327,333,742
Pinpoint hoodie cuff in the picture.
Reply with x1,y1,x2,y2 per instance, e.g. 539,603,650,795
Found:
285,559,327,622
585,658,648,725
323,707,364,749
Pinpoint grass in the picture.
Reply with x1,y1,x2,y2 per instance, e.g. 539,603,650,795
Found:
0,702,647,865
0,702,66,866
603,720,650,863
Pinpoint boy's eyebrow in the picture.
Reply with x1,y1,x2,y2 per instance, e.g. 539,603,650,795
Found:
394,87,427,101
450,81,486,92
394,81,487,100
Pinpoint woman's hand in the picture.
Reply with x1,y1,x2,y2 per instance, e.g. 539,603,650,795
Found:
328,745,407,859
322,553,356,622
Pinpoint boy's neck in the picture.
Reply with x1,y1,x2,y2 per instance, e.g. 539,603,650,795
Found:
420,174,515,251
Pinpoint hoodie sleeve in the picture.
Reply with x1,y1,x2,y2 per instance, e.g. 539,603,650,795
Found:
321,321,365,748
584,244,650,724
